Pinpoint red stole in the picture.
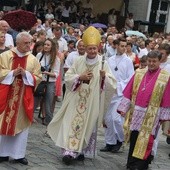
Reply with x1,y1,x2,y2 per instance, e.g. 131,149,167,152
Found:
0,52,34,136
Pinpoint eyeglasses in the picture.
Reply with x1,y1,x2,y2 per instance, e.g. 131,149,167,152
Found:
74,32,79,33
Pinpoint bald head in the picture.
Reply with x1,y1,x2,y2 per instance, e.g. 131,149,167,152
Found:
0,20,10,33
126,36,132,42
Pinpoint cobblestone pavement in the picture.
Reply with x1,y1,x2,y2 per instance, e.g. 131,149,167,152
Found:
0,103,170,170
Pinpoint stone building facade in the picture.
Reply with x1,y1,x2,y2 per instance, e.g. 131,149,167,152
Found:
128,0,170,33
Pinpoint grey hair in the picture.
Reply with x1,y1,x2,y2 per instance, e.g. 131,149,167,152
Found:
147,50,162,61
16,31,32,43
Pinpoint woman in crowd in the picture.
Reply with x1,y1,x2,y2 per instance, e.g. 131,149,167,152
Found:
0,31,9,54
126,42,140,69
35,38,60,126
32,41,44,56
108,8,117,26
37,30,47,42
29,29,38,50
61,1,71,24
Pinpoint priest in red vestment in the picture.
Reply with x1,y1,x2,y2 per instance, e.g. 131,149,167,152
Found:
0,32,42,165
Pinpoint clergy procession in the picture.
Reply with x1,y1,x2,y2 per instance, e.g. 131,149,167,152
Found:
0,0,170,170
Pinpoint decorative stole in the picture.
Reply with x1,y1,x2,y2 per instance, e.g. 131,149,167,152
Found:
123,68,147,144
68,61,99,152
0,52,28,136
132,69,169,160
124,68,170,159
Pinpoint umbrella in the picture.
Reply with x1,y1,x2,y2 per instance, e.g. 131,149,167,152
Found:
2,10,37,31
90,23,107,29
125,30,147,40
70,23,81,29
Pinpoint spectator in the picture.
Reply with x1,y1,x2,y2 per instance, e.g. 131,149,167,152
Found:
35,38,60,125
67,40,76,53
139,55,147,69
126,42,140,69
45,9,55,21
0,31,9,54
37,30,47,42
29,29,38,50
63,26,77,43
61,1,71,24
32,41,44,56
0,20,14,49
125,13,134,30
108,8,117,26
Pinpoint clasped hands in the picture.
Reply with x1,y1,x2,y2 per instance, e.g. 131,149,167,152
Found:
79,70,106,81
13,65,26,77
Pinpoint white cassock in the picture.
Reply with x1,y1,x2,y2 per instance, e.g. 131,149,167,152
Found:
0,49,35,159
63,51,86,69
104,53,134,145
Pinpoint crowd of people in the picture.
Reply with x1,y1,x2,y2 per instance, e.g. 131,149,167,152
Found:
0,1,170,170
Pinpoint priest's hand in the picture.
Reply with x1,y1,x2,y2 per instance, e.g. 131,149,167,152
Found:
13,68,21,76
119,111,126,117
42,71,56,77
19,67,26,76
79,71,93,81
13,67,26,77
100,70,105,79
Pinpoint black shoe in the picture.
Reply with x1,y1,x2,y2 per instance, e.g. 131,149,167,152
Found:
62,155,74,165
112,141,122,153
76,154,85,161
148,155,154,164
129,166,140,170
14,158,28,165
166,137,170,144
100,144,113,152
0,156,9,163
129,166,148,170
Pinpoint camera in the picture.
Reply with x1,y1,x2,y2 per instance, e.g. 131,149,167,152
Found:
41,66,46,72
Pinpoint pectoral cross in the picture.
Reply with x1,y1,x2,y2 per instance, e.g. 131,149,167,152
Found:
114,66,118,71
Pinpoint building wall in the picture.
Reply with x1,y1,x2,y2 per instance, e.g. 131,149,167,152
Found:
82,0,124,15
128,0,149,21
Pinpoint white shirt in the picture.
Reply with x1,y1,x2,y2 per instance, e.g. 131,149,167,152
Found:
108,53,134,96
45,13,54,20
57,37,68,53
5,33,14,48
105,46,117,60
61,7,71,17
64,51,86,69
160,61,170,73
125,18,134,30
138,48,148,58
167,55,170,64
46,28,53,39
36,52,60,82
36,25,45,32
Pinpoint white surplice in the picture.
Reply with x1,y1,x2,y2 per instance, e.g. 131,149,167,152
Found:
104,53,134,145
